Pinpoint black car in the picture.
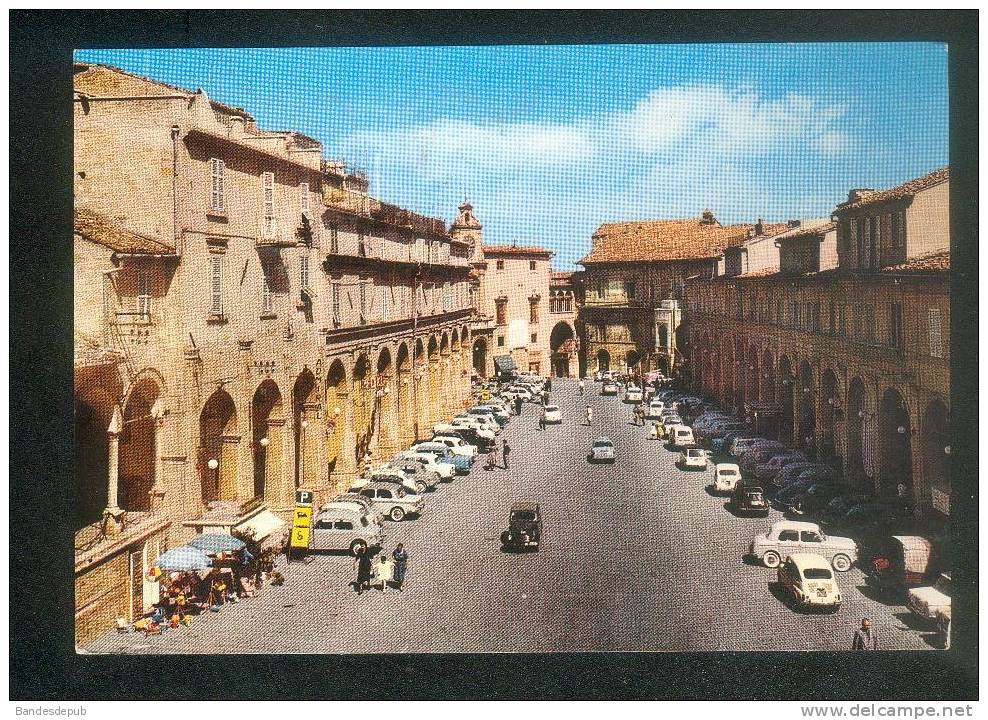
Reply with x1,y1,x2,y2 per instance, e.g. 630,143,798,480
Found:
447,427,493,452
731,481,770,517
501,501,542,551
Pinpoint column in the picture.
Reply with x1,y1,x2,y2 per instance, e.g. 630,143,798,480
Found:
104,405,124,533
148,399,166,513
397,369,415,448
263,416,289,509
337,388,358,493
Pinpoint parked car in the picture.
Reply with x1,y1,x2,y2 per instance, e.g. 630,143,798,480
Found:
500,501,542,551
357,482,424,522
470,406,509,427
450,416,497,440
822,499,914,536
868,535,943,596
645,400,665,420
713,463,742,493
712,431,757,456
908,573,951,622
699,421,746,445
351,467,420,495
309,504,384,555
454,412,500,435
771,462,822,492
669,425,696,449
741,446,796,476
731,481,770,517
750,520,858,571
735,439,787,464
411,442,471,475
678,447,708,470
773,475,825,508
325,493,383,524
785,482,847,517
661,415,683,437
601,381,618,396
624,386,643,403
394,450,456,481
729,435,771,458
430,434,478,458
504,385,535,401
588,436,616,463
753,451,809,481
542,404,562,424
776,554,843,612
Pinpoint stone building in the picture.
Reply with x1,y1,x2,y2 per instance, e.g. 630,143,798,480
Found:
548,272,581,378
686,168,950,521
73,63,473,644
578,211,787,377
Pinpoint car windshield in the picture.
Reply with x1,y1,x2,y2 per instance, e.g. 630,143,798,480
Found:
719,468,738,476
593,440,613,447
687,449,703,457
746,491,764,502
803,568,833,580
511,511,536,522
545,406,558,411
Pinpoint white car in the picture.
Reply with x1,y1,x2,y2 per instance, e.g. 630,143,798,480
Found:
908,573,951,621
350,468,419,495
395,450,456,480
625,386,643,403
505,386,534,401
750,520,858,572
450,416,497,439
476,404,510,423
542,405,561,424
453,413,499,435
713,463,742,493
669,425,696,449
645,400,665,420
431,434,477,458
588,436,616,463
678,447,708,470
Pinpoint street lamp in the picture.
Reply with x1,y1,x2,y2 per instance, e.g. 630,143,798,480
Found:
897,425,907,435
207,458,218,470
944,445,951,455
259,436,270,448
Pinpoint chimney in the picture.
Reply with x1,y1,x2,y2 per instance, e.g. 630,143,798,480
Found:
229,115,244,137
787,219,801,228
755,218,764,236
848,188,875,203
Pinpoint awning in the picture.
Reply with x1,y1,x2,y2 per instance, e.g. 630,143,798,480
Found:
494,355,515,373
234,509,287,544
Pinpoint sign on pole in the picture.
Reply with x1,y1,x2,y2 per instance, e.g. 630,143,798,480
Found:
290,489,314,552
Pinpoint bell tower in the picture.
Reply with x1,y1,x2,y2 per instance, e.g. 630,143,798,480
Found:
451,200,483,263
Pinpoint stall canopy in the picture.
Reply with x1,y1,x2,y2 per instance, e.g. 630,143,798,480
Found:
188,533,246,555
235,509,287,544
494,355,515,374
155,546,213,572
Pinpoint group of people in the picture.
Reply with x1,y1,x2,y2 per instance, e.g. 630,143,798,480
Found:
353,543,409,595
485,439,512,471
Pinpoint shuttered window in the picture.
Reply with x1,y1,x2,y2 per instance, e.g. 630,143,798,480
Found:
209,255,224,316
210,158,225,213
262,273,273,314
262,172,275,235
300,255,310,290
136,271,151,318
331,282,341,324
929,307,943,358
300,182,310,216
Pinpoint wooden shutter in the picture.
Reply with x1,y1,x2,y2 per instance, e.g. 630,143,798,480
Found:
211,158,225,213
929,307,943,358
210,255,223,315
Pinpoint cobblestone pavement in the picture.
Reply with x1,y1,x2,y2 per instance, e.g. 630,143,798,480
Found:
84,379,938,653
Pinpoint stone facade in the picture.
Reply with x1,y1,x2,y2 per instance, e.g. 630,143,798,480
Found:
73,63,473,645
548,272,580,378
686,169,950,521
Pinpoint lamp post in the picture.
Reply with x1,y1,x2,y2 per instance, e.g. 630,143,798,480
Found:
299,419,309,488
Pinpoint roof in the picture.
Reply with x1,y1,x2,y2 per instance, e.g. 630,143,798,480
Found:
771,520,823,532
580,218,786,264
74,207,175,255
510,502,540,512
787,553,834,570
74,63,253,120
881,251,950,274
838,167,949,211
773,219,836,243
483,243,553,258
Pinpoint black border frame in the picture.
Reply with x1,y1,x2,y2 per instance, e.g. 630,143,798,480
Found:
9,9,978,701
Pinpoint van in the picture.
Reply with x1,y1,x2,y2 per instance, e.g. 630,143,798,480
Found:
671,425,695,449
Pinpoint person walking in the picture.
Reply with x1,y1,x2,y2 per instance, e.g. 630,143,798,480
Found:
392,544,408,592
485,446,497,471
374,551,393,593
501,440,511,470
578,379,585,395
353,546,373,595
851,618,878,650
585,405,593,426
545,378,552,392
514,396,523,416
538,412,546,432
541,389,549,406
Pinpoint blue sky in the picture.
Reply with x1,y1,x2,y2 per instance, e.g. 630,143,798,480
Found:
76,44,948,269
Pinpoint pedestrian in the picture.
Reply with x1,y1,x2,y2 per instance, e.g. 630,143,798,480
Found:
545,378,552,391
541,390,549,406
538,413,546,432
485,447,497,471
353,546,372,595
515,396,523,416
501,440,511,470
578,379,585,395
585,405,593,426
392,544,408,592
852,618,878,650
363,451,373,474
374,551,393,593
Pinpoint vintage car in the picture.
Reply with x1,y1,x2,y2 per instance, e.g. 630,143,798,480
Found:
624,386,643,403
868,535,941,595
588,436,616,463
501,501,542,551
388,460,442,492
433,423,494,452
908,573,951,622
752,451,809,481
678,447,708,471
601,381,619,396
350,467,420,495
430,434,478,458
357,482,424,522
543,404,562,424
731,481,770,517
645,400,665,420
669,425,696,449
394,451,456,481
776,553,843,612
713,463,742,493
326,492,383,524
410,442,472,475
310,504,384,555
750,520,858,571
470,405,510,427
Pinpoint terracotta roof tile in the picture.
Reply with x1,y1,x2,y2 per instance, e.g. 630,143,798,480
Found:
838,167,949,211
483,244,553,258
74,208,175,255
881,251,950,274
773,219,836,243
579,219,790,264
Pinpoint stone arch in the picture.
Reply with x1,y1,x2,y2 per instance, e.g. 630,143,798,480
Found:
778,355,795,445
413,338,428,440
199,388,238,504
117,376,161,513
352,354,373,463
460,324,471,348
395,342,413,446
626,349,641,373
798,360,816,454
293,369,319,489
819,368,841,461
325,359,348,473
920,399,949,515
375,346,396,455
550,321,576,378
451,328,460,346
596,348,610,373
75,379,121,528
472,336,489,378
879,386,912,492
846,377,867,481
251,379,284,502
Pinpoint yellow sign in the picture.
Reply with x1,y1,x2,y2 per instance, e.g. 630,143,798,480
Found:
293,506,312,527
290,526,310,549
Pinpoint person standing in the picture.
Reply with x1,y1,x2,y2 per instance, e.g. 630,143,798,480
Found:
501,440,511,470
485,446,497,471
374,552,393,593
392,544,408,592
353,546,372,595
538,412,546,432
585,405,593,426
578,379,585,395
851,618,878,650
541,389,549,406
514,396,523,416
545,378,552,392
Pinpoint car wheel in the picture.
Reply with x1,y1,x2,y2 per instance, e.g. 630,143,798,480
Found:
762,551,781,569
832,554,852,572
390,506,406,522
349,539,367,556
416,481,427,494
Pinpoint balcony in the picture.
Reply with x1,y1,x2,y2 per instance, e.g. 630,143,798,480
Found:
256,218,296,249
